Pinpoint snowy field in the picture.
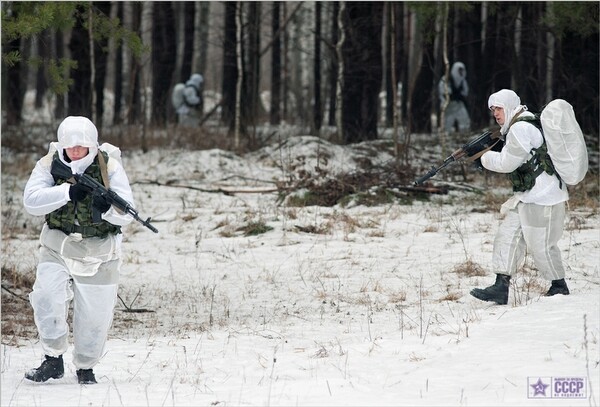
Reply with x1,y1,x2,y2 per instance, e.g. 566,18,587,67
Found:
1,133,599,406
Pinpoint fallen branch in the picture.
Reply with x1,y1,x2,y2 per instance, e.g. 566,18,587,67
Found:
117,292,155,313
199,99,223,126
1,284,29,302
132,179,278,195
394,185,449,195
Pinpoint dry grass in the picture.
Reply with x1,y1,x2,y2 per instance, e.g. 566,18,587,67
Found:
451,259,487,277
294,224,330,235
1,266,37,345
388,290,408,303
237,220,273,236
439,292,462,302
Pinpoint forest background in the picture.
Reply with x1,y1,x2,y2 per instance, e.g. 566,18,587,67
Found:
1,4,599,404
1,1,599,154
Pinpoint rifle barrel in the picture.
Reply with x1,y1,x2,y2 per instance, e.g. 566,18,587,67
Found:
414,156,456,185
51,155,158,233
414,166,439,185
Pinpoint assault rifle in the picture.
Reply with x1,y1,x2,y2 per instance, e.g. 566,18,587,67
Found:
51,156,159,233
414,130,503,185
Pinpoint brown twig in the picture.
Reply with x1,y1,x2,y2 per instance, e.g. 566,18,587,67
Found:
1,284,29,302
131,180,278,195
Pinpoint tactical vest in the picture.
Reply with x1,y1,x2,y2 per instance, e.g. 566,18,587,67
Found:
184,83,201,107
508,117,561,192
46,151,121,238
449,77,467,104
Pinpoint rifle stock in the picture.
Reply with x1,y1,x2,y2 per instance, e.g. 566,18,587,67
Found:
51,156,159,233
414,130,502,185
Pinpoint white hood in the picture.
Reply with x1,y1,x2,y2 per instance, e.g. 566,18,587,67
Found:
450,62,467,85
488,89,527,135
56,116,99,174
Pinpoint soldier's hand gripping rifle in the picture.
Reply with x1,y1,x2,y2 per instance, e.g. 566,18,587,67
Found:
51,156,159,233
414,130,503,185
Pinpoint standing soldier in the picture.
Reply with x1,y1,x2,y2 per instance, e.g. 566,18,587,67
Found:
438,62,471,133
172,73,204,126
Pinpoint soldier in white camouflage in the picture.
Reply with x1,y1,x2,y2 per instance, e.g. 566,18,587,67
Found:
23,116,134,384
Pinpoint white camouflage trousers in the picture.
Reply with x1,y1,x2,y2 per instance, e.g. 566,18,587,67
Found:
492,201,566,281
444,101,471,133
29,234,120,370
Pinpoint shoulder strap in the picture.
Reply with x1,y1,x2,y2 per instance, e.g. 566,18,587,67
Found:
508,108,525,128
97,151,110,189
514,114,543,132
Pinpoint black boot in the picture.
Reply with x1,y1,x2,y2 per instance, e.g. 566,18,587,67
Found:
546,278,570,296
24,355,64,382
76,369,97,384
470,274,511,305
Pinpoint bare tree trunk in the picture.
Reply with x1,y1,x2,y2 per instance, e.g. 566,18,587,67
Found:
88,8,97,123
406,10,423,136
545,2,554,102
282,3,289,122
35,31,50,109
24,36,37,112
54,29,72,120
340,2,383,143
390,3,399,159
312,1,322,136
270,1,281,125
438,2,450,132
140,2,153,152
102,2,118,127
49,30,59,120
290,7,309,126
247,2,261,132
234,2,243,150
335,1,345,143
222,2,237,129
193,2,210,77
120,1,133,125
439,3,450,161
512,6,522,91
192,2,202,75
382,3,390,127
174,2,185,82
327,2,339,126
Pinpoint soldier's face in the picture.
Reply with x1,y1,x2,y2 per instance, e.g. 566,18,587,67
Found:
490,106,505,126
65,146,89,161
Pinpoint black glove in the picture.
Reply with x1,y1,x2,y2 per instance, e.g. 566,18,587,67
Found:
491,138,505,153
69,183,89,202
92,194,111,214
472,157,484,171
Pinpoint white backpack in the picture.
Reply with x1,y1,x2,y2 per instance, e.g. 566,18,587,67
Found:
171,83,186,110
99,142,121,161
539,99,588,185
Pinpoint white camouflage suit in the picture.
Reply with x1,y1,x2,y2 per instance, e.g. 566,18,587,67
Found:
438,62,471,133
481,90,569,281
172,73,204,126
23,116,134,370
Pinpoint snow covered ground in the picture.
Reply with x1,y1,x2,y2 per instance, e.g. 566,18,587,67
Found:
1,134,598,406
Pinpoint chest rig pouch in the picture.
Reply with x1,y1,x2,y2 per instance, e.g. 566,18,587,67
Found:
508,117,560,192
46,151,121,238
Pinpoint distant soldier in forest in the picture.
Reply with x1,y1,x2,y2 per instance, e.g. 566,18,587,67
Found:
172,73,204,126
438,62,471,133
